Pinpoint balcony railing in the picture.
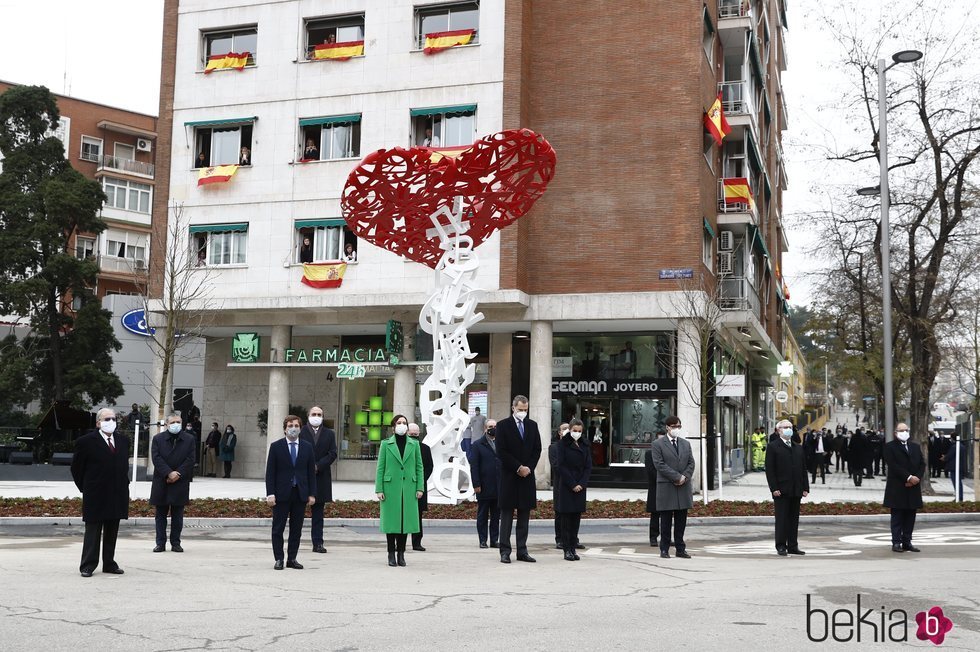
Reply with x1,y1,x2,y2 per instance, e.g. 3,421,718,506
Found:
719,81,753,116
98,254,147,275
97,155,155,178
718,0,749,19
718,177,757,214
719,276,761,314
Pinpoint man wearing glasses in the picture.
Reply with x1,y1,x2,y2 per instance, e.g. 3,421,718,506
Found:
882,423,926,553
71,408,131,577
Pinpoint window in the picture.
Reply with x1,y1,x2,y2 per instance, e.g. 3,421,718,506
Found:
102,229,149,267
299,115,361,161
189,225,249,266
102,176,152,214
416,2,479,49
194,124,253,167
295,220,357,263
703,223,714,270
80,136,102,162
75,236,96,260
203,27,257,67
71,294,83,312
411,105,476,147
114,143,135,161
305,14,365,58
702,8,715,63
703,129,715,170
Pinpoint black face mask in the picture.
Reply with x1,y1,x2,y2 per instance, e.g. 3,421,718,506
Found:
486,428,496,437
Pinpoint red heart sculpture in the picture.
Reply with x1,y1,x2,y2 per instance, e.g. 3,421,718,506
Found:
341,129,556,268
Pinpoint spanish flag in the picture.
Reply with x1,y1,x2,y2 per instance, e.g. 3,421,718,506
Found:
198,165,239,186
302,262,347,289
723,177,754,207
204,52,250,74
426,145,470,163
423,29,475,55
704,93,732,146
313,40,364,61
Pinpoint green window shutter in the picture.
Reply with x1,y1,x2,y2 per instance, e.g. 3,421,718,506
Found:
703,217,716,238
188,223,249,234
294,219,346,229
298,114,362,127
409,104,477,117
748,38,765,87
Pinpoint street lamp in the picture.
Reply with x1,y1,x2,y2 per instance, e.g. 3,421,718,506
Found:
856,48,922,443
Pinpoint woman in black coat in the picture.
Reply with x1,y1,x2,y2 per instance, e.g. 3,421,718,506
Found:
555,418,592,561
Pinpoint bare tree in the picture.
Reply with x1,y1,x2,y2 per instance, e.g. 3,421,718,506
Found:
136,201,216,423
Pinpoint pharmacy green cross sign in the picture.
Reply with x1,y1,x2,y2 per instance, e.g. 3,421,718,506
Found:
232,333,260,363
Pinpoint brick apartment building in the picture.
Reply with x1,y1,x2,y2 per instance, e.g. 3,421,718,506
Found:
151,0,792,488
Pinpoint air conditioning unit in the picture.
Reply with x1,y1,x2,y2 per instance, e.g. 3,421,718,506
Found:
717,252,734,276
136,138,152,152
134,259,147,270
719,230,734,251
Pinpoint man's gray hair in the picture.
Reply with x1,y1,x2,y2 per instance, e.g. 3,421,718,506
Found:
776,419,793,429
407,422,420,432
96,408,116,421
512,395,529,407
166,412,183,422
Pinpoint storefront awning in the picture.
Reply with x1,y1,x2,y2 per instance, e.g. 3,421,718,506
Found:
183,117,257,128
409,104,476,117
298,114,361,127
295,218,346,229
188,223,249,234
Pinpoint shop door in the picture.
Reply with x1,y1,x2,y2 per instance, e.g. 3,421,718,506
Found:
579,399,613,468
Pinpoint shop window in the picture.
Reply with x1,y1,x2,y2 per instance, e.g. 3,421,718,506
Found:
102,176,152,214
553,333,676,380
194,124,253,167
80,136,102,162
190,225,248,266
411,106,476,148
415,1,480,49
305,14,365,59
203,27,257,68
294,221,357,263
298,116,361,161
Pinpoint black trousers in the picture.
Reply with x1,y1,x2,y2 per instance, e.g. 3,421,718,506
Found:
499,507,530,556
648,513,660,544
223,461,232,478
835,453,844,472
386,533,407,552
889,508,917,546
80,519,120,573
154,504,185,546
810,457,826,483
659,509,687,553
411,504,425,547
310,500,325,546
476,499,500,544
554,508,561,544
559,512,582,551
773,496,801,550
271,487,305,561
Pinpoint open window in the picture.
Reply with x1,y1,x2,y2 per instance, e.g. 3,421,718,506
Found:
203,27,257,68
294,220,357,264
189,223,249,266
415,1,480,49
80,136,102,162
298,115,361,161
189,119,255,167
305,14,365,59
411,104,476,148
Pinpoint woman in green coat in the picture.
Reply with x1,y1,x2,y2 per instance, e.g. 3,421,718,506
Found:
375,414,424,567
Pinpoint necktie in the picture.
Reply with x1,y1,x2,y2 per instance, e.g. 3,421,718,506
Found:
671,438,678,452
517,420,525,440
290,441,297,465
903,443,909,454
106,436,115,453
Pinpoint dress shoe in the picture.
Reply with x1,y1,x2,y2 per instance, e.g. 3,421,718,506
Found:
516,554,536,563
171,544,184,553
479,542,489,549
412,545,426,552
572,553,581,561
575,543,586,550
153,545,165,553
563,550,576,561
787,548,805,555
103,568,124,574
660,551,670,559
891,544,905,553
489,542,498,548
274,559,285,570
396,552,406,567
286,560,304,569
777,548,788,556
500,554,511,564
903,545,921,553
555,543,563,550
313,545,327,553
80,570,93,578
388,552,397,567
676,551,692,559
650,540,658,548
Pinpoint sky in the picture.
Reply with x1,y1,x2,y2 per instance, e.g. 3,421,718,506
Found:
1,1,972,307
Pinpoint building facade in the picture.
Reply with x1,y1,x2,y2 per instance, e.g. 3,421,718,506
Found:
153,0,792,488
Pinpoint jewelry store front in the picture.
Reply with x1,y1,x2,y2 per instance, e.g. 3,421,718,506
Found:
551,333,678,488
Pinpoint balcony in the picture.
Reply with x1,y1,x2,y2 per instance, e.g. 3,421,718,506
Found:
718,81,753,116
719,276,761,314
718,0,748,19
717,177,759,225
98,254,147,275
97,155,155,179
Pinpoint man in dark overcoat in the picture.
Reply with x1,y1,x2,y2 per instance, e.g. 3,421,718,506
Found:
468,418,501,548
883,422,925,552
299,406,338,553
495,395,542,564
150,412,197,552
766,419,810,556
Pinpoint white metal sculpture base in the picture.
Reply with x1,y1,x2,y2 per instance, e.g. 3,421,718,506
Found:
419,198,482,504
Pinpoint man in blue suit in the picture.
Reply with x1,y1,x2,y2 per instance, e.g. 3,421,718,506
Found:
266,415,316,570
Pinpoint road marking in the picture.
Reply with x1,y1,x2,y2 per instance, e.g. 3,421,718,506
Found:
840,528,980,546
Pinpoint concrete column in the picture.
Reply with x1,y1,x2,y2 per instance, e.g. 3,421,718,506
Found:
676,318,703,494
529,320,553,488
393,322,417,423
265,325,292,467
488,332,513,422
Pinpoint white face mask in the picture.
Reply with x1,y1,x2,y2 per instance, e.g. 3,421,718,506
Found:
285,427,300,439
896,431,910,442
100,420,117,434
781,428,794,439
670,428,685,438
394,424,408,435
514,411,527,420
167,423,182,435
308,416,323,427
571,431,582,441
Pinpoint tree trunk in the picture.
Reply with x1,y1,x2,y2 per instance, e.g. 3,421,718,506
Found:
47,288,63,402
907,324,937,494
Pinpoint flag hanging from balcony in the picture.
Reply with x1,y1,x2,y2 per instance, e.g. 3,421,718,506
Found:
198,165,239,186
313,40,365,61
204,52,250,74
723,177,754,207
423,29,475,54
302,262,347,289
427,145,470,163
704,93,732,146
